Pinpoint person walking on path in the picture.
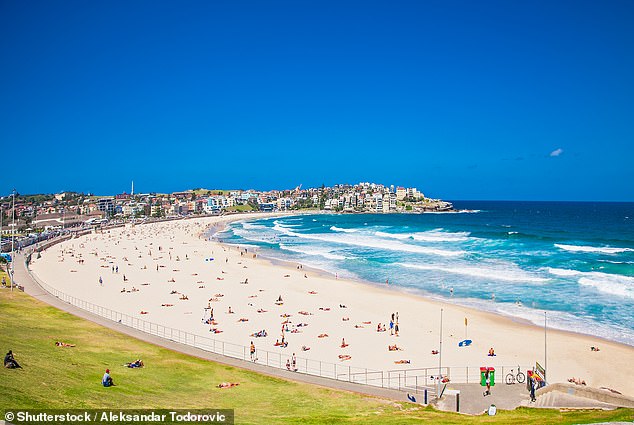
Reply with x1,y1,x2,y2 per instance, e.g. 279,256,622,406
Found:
250,341,256,361
483,370,491,396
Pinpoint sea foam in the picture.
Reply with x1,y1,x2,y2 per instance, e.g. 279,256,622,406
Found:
548,268,634,300
272,224,465,257
398,262,548,283
555,243,634,254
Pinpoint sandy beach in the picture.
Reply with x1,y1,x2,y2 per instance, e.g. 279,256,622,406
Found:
28,214,634,397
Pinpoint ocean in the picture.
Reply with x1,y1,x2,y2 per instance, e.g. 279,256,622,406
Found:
214,201,634,346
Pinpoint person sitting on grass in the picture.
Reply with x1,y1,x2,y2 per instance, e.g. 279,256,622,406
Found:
55,341,76,347
102,369,114,387
4,350,21,369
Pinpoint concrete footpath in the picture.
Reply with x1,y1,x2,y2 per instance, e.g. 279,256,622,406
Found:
12,252,412,404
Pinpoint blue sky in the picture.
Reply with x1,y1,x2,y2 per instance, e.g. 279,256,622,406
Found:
1,1,633,201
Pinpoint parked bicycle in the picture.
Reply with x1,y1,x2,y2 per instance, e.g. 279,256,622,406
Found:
505,365,526,385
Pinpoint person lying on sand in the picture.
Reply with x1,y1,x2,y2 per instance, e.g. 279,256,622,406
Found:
338,355,351,361
140,311,149,315
280,314,292,318
318,334,329,338
377,324,386,332
591,346,600,351
170,290,178,294
217,382,239,389
298,311,312,315
55,342,75,347
257,309,267,313
238,318,249,322
162,303,174,307
394,360,410,364
209,328,223,334
354,325,364,328
431,350,439,355
388,345,401,351
308,291,317,294
318,307,331,311
302,345,310,351
214,293,224,297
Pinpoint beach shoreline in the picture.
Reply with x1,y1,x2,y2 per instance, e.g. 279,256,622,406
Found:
28,213,634,397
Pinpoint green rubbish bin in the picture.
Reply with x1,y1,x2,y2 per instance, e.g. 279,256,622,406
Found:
480,367,495,386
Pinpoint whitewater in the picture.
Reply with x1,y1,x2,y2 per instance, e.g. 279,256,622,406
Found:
217,201,634,346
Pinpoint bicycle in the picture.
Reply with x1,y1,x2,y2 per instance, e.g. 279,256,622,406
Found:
505,365,526,385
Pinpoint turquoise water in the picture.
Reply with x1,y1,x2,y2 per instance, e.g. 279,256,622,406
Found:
216,201,634,346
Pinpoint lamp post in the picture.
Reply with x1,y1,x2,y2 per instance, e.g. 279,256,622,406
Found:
10,189,16,291
544,311,548,382
438,308,443,398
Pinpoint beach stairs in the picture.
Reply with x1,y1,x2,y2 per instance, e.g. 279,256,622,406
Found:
524,383,634,409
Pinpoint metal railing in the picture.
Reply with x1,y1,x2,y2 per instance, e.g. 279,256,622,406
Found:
23,233,531,400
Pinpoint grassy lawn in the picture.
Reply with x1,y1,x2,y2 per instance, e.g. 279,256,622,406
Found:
1,289,632,424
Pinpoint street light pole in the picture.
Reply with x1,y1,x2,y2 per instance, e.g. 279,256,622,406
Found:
11,189,16,292
544,311,548,382
438,308,443,398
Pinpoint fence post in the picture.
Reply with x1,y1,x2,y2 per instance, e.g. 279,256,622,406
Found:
456,392,460,412
348,366,351,382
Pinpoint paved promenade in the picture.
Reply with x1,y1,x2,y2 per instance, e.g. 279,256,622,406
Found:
13,252,412,403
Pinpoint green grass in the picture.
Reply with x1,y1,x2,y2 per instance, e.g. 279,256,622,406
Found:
1,289,632,424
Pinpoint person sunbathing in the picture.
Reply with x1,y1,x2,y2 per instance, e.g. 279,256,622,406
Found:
290,329,300,333
319,307,331,311
338,355,352,361
394,360,410,364
209,328,223,334
214,293,224,297
297,323,308,327
125,359,144,368
298,311,311,315
238,318,249,322
308,291,317,294
179,295,188,300
591,346,600,351
170,290,178,294
140,311,149,315
318,334,329,338
168,278,176,282
55,342,76,347
342,317,350,321
257,309,267,313
388,345,401,351
302,345,310,351
431,350,439,355
354,325,364,328
217,382,239,389
216,277,224,280
162,303,174,307
362,321,371,324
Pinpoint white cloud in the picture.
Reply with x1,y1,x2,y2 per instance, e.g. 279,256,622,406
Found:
550,148,564,157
